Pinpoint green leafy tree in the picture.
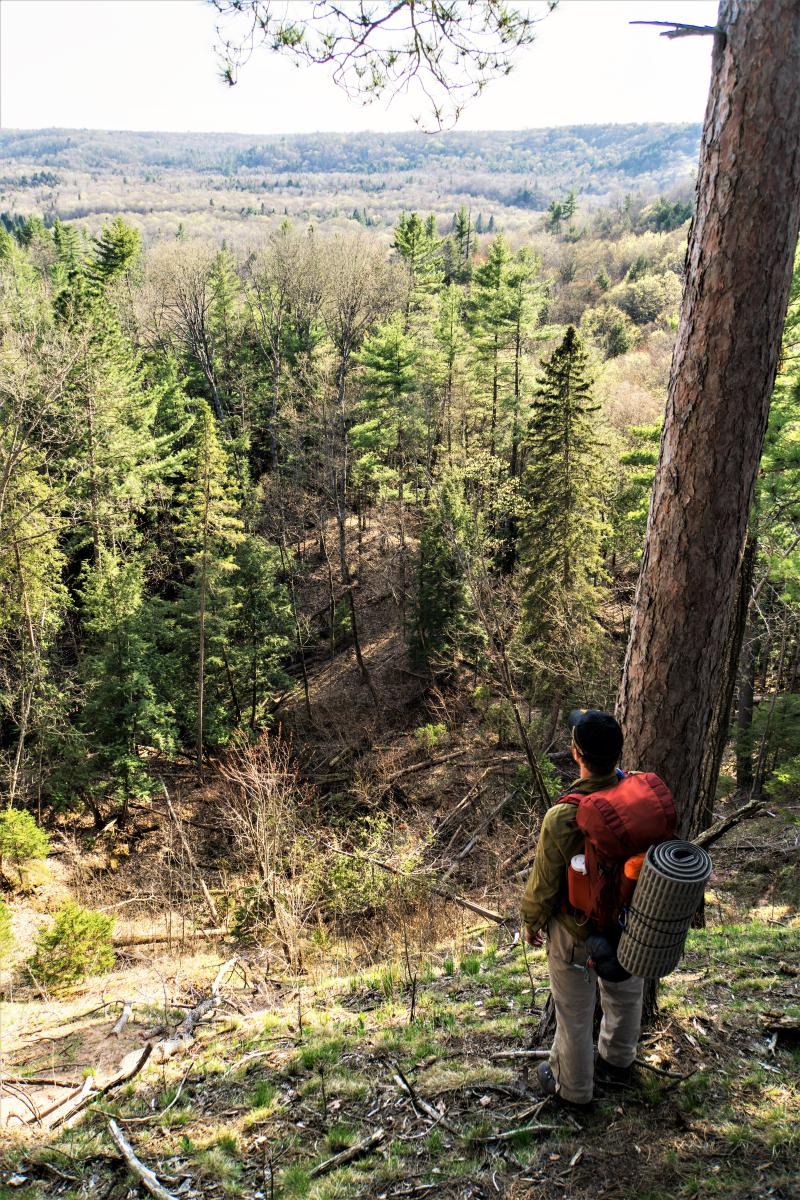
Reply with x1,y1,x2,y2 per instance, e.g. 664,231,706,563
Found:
581,302,638,359
610,423,661,566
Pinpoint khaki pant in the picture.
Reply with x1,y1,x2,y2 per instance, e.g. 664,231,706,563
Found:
546,917,644,1104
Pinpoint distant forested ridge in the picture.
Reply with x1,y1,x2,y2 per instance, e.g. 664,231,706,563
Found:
0,125,699,240
0,124,700,182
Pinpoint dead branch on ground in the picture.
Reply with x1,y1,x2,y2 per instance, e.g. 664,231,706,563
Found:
108,1118,179,1200
308,1128,386,1178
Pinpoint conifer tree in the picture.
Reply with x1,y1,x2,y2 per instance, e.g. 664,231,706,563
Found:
90,217,140,286
467,235,515,461
452,206,472,283
174,400,244,772
520,326,604,713
431,283,469,465
228,536,292,732
79,549,174,823
393,212,442,316
411,473,480,673
351,315,420,507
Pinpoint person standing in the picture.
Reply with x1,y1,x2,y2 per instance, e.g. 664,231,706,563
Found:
521,709,646,1107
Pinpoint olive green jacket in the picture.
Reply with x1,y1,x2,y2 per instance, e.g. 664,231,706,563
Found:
520,770,621,941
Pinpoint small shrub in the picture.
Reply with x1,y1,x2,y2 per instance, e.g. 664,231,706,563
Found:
413,722,448,756
0,808,50,883
322,815,428,921
28,902,115,991
483,701,517,748
443,956,455,976
460,953,481,977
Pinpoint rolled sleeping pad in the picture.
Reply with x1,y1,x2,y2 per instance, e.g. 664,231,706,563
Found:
617,840,712,979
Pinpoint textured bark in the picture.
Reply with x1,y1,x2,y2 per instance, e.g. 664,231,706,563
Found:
617,0,800,837
694,533,755,836
735,626,757,793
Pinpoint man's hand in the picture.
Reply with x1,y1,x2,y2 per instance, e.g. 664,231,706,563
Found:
525,927,544,947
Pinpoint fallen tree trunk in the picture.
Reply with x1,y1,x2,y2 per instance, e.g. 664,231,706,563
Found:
308,1129,386,1179
113,927,227,948
48,1044,154,1130
31,958,241,1130
691,796,763,849
108,1118,178,1200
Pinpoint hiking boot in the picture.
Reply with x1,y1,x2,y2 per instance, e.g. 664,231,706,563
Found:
594,1054,633,1087
533,1061,593,1110
535,1061,558,1096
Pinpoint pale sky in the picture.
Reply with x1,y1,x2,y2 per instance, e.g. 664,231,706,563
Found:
0,0,719,135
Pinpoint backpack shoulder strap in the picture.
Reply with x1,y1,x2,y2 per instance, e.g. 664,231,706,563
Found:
556,791,583,807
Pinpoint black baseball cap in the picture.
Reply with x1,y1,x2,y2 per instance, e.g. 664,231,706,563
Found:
566,709,623,763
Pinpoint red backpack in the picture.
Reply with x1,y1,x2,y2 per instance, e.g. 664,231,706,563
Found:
559,772,676,932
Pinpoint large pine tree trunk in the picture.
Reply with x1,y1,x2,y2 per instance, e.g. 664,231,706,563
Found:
617,0,800,836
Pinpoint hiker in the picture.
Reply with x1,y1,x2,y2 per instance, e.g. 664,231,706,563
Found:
521,709,675,1107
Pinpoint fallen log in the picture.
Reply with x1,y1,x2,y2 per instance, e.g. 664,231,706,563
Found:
378,750,468,795
108,1118,178,1200
0,1074,82,1088
473,1123,558,1143
30,957,240,1130
692,797,763,849
49,1044,154,1130
111,1002,133,1036
113,927,227,947
308,1128,385,1178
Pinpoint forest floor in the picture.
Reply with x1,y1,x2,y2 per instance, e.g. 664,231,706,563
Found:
1,803,798,1200
1,513,799,1198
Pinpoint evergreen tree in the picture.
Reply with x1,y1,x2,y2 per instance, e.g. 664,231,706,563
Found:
228,536,292,732
452,206,473,284
79,549,174,823
467,235,515,461
90,217,140,285
173,400,244,771
519,327,604,706
411,473,480,673
350,315,420,505
393,212,442,314
432,284,469,464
